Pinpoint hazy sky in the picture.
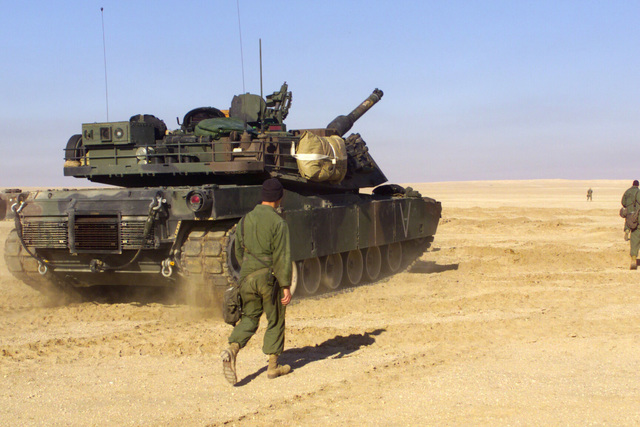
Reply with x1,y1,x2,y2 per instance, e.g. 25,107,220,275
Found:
1,1,638,187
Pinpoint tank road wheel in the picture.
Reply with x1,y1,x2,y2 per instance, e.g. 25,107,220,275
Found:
384,242,403,273
225,226,241,283
227,227,299,296
299,257,322,295
364,246,382,281
289,261,298,296
343,249,364,286
321,253,343,290
227,227,299,297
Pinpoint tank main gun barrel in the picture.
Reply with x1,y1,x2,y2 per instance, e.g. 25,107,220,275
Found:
326,88,383,137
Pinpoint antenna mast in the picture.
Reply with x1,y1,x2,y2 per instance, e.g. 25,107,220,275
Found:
100,7,109,121
259,39,263,98
236,0,245,94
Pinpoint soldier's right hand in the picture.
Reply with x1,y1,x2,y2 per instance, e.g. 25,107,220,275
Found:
281,288,292,306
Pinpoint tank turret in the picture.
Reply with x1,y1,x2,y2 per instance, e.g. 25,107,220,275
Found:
62,84,388,191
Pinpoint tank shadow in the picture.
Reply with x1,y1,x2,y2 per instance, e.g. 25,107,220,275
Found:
408,260,459,274
78,285,175,305
235,328,385,386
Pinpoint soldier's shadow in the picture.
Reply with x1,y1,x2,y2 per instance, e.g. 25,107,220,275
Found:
235,328,385,386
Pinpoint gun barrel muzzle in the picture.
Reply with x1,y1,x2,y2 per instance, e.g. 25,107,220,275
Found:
326,89,384,137
347,88,384,123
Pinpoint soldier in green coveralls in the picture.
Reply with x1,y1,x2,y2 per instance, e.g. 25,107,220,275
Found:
621,180,640,270
221,178,293,385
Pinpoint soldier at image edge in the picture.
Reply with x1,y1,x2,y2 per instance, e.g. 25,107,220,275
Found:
221,178,293,385
587,188,593,201
621,180,640,270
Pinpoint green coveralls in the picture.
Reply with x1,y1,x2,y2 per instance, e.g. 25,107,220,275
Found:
621,186,640,256
228,204,292,355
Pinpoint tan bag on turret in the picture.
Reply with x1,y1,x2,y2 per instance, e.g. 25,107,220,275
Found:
292,131,348,183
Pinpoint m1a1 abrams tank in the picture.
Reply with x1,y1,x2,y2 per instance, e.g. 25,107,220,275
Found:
4,83,441,303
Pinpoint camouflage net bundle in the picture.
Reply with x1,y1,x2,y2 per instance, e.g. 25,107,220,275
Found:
292,131,347,183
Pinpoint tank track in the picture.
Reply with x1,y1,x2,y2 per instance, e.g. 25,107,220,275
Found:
5,220,433,305
403,237,433,270
4,229,81,301
296,238,432,302
176,221,433,300
178,222,237,307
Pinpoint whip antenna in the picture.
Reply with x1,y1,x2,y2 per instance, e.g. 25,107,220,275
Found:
236,0,245,94
100,7,109,121
259,39,263,98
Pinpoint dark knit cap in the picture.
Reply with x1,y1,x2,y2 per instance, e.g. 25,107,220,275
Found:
634,180,639,186
262,178,284,202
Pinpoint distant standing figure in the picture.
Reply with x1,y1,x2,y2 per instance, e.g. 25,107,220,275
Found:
587,188,593,201
621,180,640,269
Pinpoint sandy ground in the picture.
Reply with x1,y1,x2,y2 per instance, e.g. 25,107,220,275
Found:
2,179,640,425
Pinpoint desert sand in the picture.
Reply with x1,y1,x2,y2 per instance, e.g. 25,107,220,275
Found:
1,179,640,425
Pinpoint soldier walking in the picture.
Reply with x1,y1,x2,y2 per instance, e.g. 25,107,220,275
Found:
587,188,593,201
621,180,640,269
221,178,293,385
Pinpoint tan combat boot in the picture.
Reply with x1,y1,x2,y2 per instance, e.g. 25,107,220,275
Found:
267,354,291,379
631,256,638,270
221,342,240,385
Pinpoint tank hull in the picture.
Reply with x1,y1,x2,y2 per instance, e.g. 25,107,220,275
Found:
5,185,441,300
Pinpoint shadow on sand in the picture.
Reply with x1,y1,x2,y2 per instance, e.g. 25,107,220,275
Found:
235,328,385,386
408,260,459,274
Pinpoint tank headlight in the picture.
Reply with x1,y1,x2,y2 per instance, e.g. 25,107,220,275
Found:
136,146,155,164
186,190,212,213
114,128,124,139
136,147,148,160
